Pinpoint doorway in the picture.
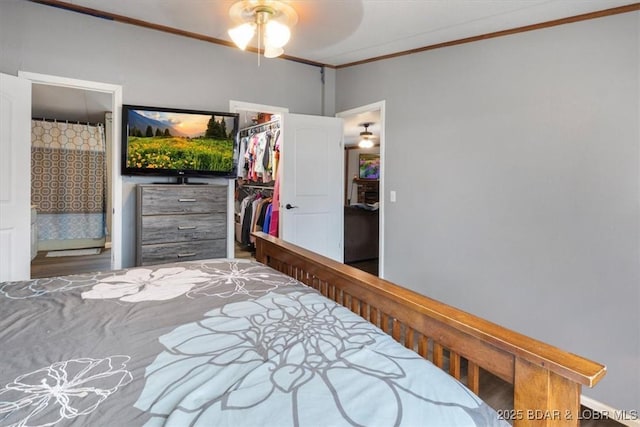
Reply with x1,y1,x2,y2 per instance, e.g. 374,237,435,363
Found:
229,101,344,262
336,101,386,277
19,71,123,276
229,100,288,259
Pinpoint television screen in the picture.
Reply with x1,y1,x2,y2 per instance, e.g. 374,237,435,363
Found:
359,153,380,180
121,104,239,180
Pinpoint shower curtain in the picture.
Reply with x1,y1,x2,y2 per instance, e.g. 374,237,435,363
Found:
31,120,107,251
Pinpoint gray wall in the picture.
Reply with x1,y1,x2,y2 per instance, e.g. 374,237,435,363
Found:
0,0,333,267
336,12,639,411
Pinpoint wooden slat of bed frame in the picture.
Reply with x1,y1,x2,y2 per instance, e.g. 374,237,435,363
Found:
433,342,444,369
392,318,402,341
468,361,480,394
253,232,606,427
369,306,379,327
404,325,415,349
418,335,429,359
449,351,461,380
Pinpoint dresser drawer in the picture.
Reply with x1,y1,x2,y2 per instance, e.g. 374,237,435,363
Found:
140,214,226,245
139,239,226,266
140,185,226,215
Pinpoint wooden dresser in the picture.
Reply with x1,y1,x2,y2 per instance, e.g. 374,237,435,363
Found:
136,184,227,266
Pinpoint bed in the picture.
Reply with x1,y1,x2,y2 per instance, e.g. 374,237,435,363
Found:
0,232,605,426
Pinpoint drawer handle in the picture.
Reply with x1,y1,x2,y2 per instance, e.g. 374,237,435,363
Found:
178,225,197,230
178,198,197,202
177,252,197,258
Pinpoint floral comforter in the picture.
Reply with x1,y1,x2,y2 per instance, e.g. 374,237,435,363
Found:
0,259,508,427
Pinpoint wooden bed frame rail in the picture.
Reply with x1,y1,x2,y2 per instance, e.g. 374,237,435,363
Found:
253,232,606,427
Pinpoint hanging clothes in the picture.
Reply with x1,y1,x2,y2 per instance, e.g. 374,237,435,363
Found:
267,130,282,238
237,120,279,184
272,129,281,175
236,119,281,241
263,204,273,237
237,136,249,179
236,189,274,248
269,167,281,238
240,195,254,246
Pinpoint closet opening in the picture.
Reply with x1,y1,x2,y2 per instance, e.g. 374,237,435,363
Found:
230,100,344,263
229,101,288,260
234,112,281,259
29,84,113,278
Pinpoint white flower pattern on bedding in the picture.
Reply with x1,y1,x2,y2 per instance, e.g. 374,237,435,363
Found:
0,356,133,427
135,291,503,426
81,267,210,302
80,262,295,302
184,261,296,298
1,261,291,302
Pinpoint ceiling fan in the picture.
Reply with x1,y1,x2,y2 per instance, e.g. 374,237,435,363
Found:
359,122,376,148
227,0,298,59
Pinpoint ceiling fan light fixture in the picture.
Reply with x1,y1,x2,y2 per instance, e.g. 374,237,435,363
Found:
265,19,291,48
228,22,256,50
358,138,374,149
228,0,297,59
263,44,284,58
358,122,375,148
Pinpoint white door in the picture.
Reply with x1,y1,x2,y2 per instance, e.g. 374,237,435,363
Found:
0,73,31,281
280,113,344,262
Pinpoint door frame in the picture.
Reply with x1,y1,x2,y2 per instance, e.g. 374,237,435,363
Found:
18,71,123,270
336,101,386,278
228,100,289,258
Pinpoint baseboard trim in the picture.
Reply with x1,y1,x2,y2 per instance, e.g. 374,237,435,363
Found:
581,395,640,427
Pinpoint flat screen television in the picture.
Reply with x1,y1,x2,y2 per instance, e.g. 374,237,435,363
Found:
121,104,239,182
359,153,380,180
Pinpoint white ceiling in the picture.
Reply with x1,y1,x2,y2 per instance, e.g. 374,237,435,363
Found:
56,0,634,66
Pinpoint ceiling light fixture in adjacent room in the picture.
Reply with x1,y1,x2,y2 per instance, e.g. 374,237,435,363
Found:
358,122,375,148
228,0,298,60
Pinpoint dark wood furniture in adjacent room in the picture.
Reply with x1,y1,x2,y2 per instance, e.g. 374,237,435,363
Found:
344,205,379,264
353,178,379,204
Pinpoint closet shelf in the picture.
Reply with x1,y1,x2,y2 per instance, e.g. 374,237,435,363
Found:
239,183,275,190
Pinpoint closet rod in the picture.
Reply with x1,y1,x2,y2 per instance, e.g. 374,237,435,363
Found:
33,117,105,127
239,183,275,190
239,118,280,134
